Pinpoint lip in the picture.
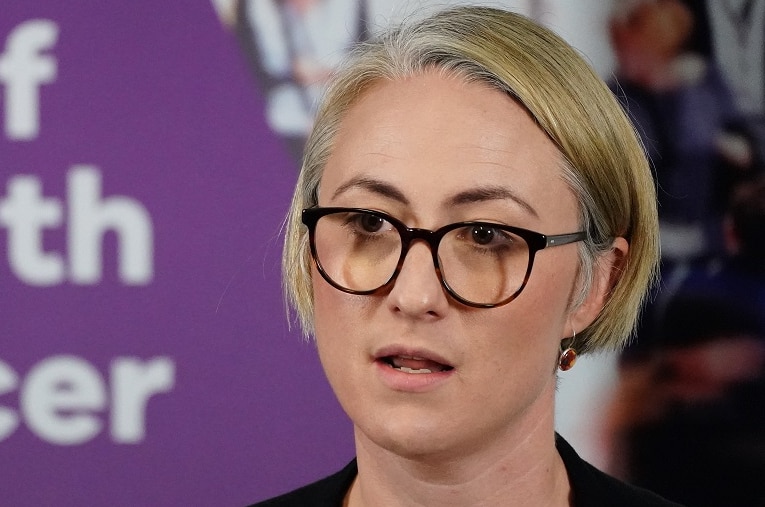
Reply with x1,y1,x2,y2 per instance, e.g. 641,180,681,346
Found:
373,345,456,393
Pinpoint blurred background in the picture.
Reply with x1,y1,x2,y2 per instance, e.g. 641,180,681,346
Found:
2,1,763,505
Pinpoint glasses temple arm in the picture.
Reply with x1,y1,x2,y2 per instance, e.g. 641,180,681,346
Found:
545,231,587,248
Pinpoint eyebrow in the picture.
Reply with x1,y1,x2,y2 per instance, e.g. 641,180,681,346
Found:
331,177,537,218
331,176,410,205
447,185,539,218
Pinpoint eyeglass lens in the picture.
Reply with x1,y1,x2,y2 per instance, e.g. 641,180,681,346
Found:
311,210,530,306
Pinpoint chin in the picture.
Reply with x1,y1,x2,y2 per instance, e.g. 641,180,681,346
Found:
356,408,471,460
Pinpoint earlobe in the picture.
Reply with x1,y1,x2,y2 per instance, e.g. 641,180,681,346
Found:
570,237,629,332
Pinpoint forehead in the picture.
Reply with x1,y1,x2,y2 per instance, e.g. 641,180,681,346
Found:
318,71,575,225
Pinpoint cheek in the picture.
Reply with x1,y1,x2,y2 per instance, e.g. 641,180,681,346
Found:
313,277,350,357
527,252,580,318
312,273,369,339
465,276,570,358
457,303,564,427
312,275,337,332
311,275,368,379
512,287,570,339
472,304,561,377
311,277,380,426
483,258,579,363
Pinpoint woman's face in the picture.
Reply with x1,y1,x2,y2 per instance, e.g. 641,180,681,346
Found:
311,71,610,459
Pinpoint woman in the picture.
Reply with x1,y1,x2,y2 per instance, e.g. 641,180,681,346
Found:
254,6,679,506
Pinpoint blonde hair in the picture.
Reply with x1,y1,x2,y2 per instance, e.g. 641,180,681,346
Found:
283,6,659,353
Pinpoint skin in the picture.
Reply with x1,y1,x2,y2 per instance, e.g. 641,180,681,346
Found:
311,71,627,506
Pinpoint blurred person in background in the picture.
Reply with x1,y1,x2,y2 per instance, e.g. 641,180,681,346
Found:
685,1,765,132
226,0,538,163
609,0,765,372
609,0,755,261
605,176,765,506
234,0,368,158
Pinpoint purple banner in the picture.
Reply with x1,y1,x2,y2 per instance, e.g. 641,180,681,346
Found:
1,2,352,505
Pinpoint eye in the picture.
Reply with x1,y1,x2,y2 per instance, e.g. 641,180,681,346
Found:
470,225,497,245
357,213,386,233
454,224,522,254
343,212,395,238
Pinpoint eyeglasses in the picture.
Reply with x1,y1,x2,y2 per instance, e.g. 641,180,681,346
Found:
302,207,586,308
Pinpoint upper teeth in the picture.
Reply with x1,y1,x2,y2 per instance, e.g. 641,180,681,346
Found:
396,366,432,374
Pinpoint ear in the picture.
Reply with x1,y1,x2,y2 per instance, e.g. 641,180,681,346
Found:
568,237,629,334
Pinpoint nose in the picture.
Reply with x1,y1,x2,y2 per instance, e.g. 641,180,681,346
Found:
385,240,449,319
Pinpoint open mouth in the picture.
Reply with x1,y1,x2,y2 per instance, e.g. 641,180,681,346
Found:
380,355,454,374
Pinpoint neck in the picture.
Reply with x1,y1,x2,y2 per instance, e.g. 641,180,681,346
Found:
346,391,571,507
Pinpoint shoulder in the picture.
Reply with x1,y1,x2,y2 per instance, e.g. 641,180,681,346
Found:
556,435,685,507
247,460,357,507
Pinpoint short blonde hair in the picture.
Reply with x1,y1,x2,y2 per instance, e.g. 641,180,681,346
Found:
283,6,659,353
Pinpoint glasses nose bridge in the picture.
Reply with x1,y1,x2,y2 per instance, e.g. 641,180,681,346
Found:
399,226,443,266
